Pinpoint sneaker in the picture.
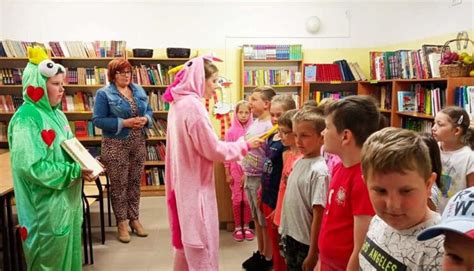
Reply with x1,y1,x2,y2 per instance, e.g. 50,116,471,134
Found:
242,251,261,270
232,229,244,242
256,258,273,271
243,228,255,241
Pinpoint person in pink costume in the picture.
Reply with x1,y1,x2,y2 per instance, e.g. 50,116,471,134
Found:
224,100,255,242
163,55,262,271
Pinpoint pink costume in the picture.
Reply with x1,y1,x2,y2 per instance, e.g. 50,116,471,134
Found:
223,109,253,228
164,56,249,271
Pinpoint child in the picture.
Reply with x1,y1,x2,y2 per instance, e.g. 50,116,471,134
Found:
279,107,329,271
163,56,263,270
273,109,302,230
318,95,380,271
418,186,474,271
419,132,443,212
261,94,296,271
432,106,474,211
224,100,254,242
241,86,276,270
359,127,444,270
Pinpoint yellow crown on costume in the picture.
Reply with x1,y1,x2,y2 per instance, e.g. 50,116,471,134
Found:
168,64,184,75
27,46,49,65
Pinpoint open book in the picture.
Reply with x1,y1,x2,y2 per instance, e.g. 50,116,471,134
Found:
61,137,104,178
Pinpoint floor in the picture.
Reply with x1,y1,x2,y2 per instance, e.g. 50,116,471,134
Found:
83,197,256,271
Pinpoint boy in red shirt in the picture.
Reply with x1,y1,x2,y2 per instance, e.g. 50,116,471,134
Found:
317,96,380,270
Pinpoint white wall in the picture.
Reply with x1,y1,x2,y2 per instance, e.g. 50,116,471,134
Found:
1,0,473,49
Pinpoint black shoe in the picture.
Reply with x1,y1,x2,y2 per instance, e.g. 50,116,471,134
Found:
255,257,273,271
242,251,261,269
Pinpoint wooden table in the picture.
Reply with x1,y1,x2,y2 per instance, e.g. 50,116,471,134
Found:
0,152,17,271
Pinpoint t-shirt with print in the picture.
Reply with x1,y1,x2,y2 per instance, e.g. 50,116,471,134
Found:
241,118,273,176
359,213,444,271
318,162,375,271
440,145,474,211
279,156,329,245
261,133,285,209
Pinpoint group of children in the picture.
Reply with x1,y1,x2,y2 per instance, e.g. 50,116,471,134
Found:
223,86,474,271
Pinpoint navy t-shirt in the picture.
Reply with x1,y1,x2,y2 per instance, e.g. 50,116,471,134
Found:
261,133,285,209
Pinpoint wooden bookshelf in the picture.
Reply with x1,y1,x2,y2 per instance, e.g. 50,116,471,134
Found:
241,50,304,105
305,77,474,130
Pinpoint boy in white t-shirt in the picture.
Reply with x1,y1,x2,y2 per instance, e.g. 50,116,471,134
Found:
359,127,444,270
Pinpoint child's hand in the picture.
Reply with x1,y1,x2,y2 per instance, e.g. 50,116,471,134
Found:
302,254,317,271
225,175,232,184
81,168,97,182
246,136,264,149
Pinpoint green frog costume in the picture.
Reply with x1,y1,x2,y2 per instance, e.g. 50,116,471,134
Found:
8,47,83,270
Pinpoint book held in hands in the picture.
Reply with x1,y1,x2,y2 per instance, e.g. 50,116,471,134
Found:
61,137,104,178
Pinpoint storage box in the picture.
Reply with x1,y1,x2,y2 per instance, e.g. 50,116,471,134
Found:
166,48,190,58
133,48,153,58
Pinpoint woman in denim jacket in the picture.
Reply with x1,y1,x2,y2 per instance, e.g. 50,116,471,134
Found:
93,58,153,243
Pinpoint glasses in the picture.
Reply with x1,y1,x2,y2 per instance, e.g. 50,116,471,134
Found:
116,70,132,76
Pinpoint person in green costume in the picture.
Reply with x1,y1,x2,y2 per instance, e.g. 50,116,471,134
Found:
8,46,95,270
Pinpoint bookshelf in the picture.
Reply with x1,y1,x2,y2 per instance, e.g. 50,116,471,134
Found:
305,77,474,131
127,57,189,196
241,47,303,106
0,53,190,196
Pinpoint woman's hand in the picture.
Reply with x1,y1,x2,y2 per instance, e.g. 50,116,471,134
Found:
123,117,148,129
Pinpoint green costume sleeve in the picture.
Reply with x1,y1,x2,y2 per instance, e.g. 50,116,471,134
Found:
9,114,81,190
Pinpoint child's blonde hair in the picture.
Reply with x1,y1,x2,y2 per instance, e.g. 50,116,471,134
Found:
235,100,250,113
361,127,432,182
439,106,474,149
292,107,326,134
271,94,296,111
251,86,276,102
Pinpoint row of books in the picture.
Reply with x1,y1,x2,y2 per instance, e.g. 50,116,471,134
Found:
304,61,367,82
402,118,433,133
0,40,126,58
146,118,168,138
0,68,23,85
397,86,446,116
61,92,95,112
148,91,170,112
146,142,166,161
0,40,45,58
308,91,355,103
48,41,126,58
131,64,178,86
243,69,302,86
68,121,102,137
242,44,303,60
0,95,23,112
370,46,443,80
454,86,474,114
64,67,109,85
141,167,165,186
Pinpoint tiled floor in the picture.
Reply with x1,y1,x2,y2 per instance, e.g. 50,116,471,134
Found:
83,197,256,271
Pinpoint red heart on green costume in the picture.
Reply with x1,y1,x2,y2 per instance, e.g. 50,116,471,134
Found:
41,129,56,147
19,226,28,241
26,85,44,102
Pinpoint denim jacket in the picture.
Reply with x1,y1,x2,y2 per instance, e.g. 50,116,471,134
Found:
92,83,153,139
